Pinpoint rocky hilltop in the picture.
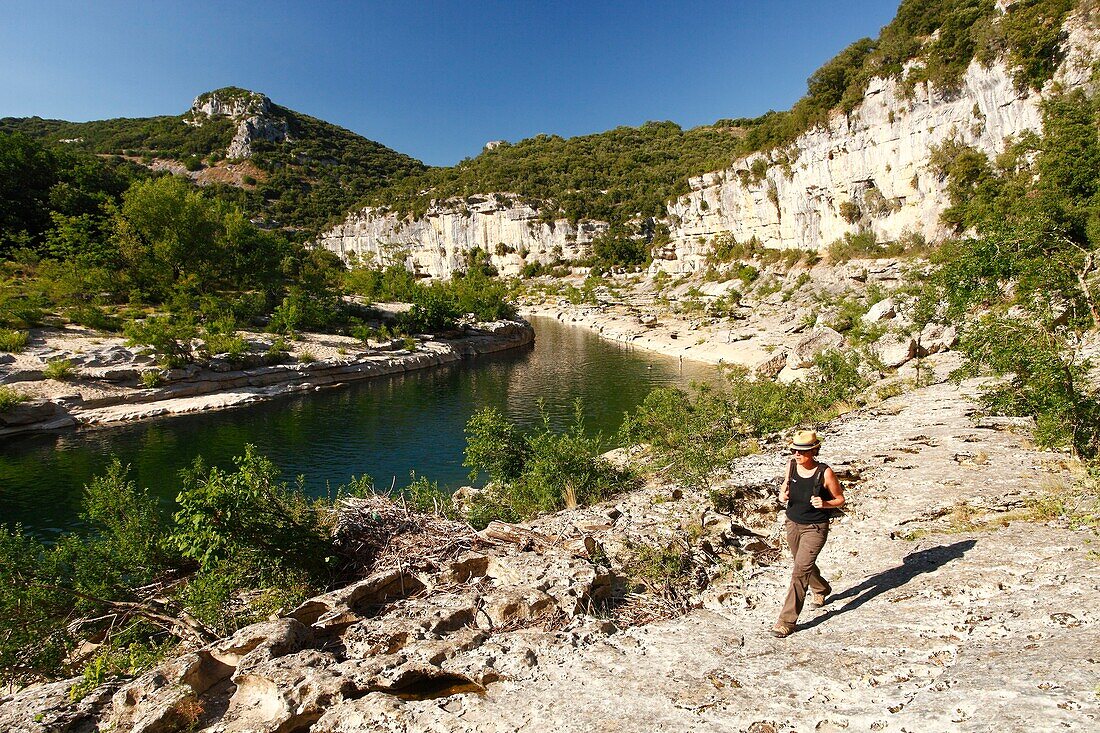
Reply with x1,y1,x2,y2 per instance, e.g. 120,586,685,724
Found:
318,3,1099,277
184,87,292,159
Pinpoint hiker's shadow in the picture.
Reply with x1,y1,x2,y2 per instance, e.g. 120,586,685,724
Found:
800,539,977,631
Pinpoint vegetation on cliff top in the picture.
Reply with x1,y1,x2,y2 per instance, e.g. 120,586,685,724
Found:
366,0,1081,227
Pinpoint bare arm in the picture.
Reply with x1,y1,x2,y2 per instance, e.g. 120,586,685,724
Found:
779,460,791,503
810,467,846,510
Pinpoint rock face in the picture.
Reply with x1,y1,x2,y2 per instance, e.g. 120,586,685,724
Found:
317,8,1098,278
185,88,291,159
317,194,608,279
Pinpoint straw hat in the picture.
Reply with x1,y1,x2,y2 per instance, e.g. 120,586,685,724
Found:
789,430,821,450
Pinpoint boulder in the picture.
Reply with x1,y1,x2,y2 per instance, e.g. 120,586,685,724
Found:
875,333,919,368
481,586,557,626
752,350,788,380
919,323,958,354
777,365,810,384
862,298,897,323
109,651,234,733
0,399,65,427
788,327,845,369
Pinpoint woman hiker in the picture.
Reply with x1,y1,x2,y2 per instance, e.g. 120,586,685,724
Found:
771,429,846,638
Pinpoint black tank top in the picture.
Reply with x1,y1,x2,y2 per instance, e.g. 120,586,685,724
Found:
786,460,831,524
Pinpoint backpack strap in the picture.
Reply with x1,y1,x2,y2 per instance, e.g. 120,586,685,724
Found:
785,458,795,488
811,462,829,498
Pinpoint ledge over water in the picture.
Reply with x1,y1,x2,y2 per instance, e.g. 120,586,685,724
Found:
0,320,534,439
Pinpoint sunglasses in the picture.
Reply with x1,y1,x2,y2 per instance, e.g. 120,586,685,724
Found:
791,448,814,454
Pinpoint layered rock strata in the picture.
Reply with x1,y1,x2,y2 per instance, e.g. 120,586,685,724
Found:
318,7,1098,277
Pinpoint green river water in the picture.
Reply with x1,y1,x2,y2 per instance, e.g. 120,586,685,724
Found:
0,317,719,535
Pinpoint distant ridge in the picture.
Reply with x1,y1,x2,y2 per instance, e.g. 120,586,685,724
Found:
0,87,426,235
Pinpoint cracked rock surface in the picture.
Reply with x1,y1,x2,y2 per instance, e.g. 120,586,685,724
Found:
1,379,1097,732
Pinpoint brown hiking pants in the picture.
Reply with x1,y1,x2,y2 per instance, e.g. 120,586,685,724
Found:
779,518,831,624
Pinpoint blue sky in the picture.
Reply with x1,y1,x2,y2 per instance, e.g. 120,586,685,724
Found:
1,1,901,166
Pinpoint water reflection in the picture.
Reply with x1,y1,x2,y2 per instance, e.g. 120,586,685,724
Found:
0,317,719,533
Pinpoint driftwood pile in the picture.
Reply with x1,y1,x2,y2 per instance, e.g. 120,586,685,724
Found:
334,495,488,575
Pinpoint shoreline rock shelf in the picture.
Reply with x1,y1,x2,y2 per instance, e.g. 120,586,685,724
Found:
3,378,1095,731
0,320,533,438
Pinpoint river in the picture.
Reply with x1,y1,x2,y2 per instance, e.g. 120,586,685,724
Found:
0,317,720,535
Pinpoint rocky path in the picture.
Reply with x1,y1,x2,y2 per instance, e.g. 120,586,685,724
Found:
3,380,1096,732
325,381,1098,732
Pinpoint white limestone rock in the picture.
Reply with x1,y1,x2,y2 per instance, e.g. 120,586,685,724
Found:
863,297,897,323
788,326,845,369
875,332,919,368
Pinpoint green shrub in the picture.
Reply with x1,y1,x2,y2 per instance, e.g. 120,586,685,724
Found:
296,349,317,363
620,539,693,596
464,407,530,486
462,403,633,524
171,447,338,575
124,315,197,368
43,359,74,381
200,321,249,362
0,328,29,352
0,385,28,411
269,286,346,335
620,356,869,487
140,370,164,388
401,474,453,518
827,231,896,262
956,315,1100,457
66,305,122,333
591,231,650,268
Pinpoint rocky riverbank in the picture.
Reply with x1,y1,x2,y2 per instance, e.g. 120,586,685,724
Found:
520,257,956,378
3,373,1096,732
0,320,533,438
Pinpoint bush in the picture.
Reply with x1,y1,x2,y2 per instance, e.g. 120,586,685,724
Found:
462,403,633,525
200,320,249,362
0,385,28,411
124,315,197,368
43,358,75,381
0,328,29,352
620,356,869,487
66,305,122,332
0,460,170,686
827,231,896,262
956,315,1100,457
620,539,693,596
401,474,454,518
171,446,340,576
269,286,346,335
591,231,650,268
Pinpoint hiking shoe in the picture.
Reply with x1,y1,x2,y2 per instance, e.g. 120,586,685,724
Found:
770,622,795,638
807,584,832,610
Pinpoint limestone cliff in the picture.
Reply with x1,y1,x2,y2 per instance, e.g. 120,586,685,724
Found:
659,10,1099,273
318,194,608,279
318,6,1098,277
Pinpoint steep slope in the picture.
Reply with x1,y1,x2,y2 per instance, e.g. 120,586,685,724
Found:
319,0,1099,277
1,87,426,234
